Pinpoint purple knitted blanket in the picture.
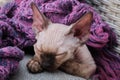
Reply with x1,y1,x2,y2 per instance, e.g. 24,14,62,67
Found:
0,0,120,80
0,2,36,80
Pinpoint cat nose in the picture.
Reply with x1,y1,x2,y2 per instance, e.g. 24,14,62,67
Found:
40,53,56,71
41,62,51,69
41,62,55,71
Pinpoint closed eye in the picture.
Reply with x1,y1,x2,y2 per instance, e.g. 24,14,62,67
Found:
56,52,67,56
56,52,67,59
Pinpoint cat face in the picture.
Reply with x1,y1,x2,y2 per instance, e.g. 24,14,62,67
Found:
31,2,93,71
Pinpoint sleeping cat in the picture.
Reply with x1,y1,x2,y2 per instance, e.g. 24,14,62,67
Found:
27,2,96,79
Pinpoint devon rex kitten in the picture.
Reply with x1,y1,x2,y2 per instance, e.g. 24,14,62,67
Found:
27,3,96,79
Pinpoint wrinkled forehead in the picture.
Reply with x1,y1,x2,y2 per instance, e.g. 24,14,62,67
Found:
36,23,74,54
45,23,70,34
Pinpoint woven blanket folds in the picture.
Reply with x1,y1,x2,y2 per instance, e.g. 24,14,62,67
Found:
0,1,36,80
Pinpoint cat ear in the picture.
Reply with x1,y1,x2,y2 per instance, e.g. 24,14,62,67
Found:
31,2,50,34
69,12,93,44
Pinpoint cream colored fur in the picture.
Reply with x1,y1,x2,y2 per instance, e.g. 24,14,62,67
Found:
27,3,96,79
34,23,80,67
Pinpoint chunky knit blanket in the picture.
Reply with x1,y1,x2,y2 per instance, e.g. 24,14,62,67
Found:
0,0,120,80
0,2,36,80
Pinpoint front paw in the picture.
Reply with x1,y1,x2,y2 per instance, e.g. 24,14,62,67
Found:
27,58,43,73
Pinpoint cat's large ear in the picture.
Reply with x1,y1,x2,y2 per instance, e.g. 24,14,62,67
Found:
69,12,93,44
31,2,50,34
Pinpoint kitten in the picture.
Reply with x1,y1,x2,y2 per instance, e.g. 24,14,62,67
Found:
27,2,96,79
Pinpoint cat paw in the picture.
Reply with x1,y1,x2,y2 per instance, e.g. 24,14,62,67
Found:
27,58,43,73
